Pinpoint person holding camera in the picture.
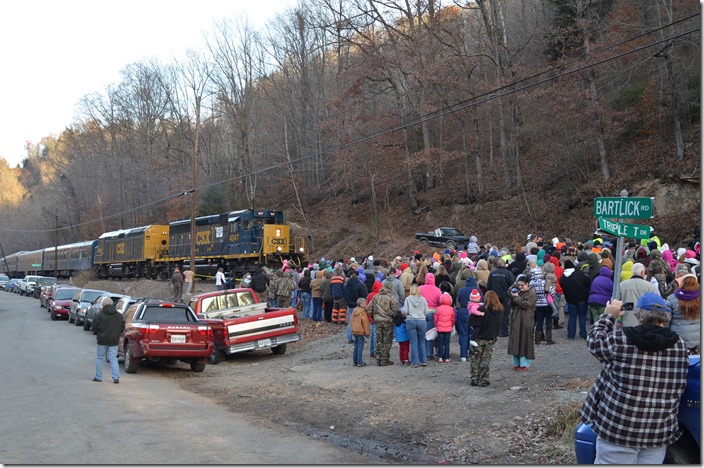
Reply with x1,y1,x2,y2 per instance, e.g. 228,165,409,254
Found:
506,276,537,371
579,293,688,464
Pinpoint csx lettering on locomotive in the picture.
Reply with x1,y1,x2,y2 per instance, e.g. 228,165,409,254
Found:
196,231,211,245
115,243,125,255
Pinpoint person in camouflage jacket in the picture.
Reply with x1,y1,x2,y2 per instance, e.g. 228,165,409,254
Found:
369,284,400,366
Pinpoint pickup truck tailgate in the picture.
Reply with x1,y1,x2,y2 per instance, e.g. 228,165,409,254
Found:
226,309,297,341
143,323,212,351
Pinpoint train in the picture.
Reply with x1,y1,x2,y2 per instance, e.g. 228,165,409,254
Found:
0,209,307,280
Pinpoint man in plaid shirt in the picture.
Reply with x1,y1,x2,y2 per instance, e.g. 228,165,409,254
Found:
579,292,689,464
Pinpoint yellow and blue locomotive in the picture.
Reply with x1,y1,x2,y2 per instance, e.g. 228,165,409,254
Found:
3,209,306,280
165,209,306,278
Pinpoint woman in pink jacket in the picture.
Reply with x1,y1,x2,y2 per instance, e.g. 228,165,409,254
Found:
434,292,456,362
420,273,442,358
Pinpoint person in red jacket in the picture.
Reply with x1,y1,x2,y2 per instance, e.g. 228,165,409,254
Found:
434,292,456,363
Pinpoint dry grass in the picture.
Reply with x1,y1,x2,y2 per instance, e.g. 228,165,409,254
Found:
552,377,594,390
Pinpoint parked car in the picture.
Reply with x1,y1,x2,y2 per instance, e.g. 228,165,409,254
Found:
45,284,77,311
5,278,20,293
114,296,139,315
83,293,125,331
0,274,9,290
48,286,81,320
117,299,213,373
32,276,58,299
69,288,107,326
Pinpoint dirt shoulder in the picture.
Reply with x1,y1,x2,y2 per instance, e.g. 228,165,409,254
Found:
84,278,600,464
177,320,600,464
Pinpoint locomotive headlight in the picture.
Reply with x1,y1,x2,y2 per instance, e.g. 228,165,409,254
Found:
299,247,304,252
276,229,281,237
277,246,282,252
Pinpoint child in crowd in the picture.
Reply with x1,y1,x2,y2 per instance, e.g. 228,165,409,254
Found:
467,289,484,349
467,289,485,317
394,313,410,364
434,292,456,363
469,290,504,387
351,297,370,367
543,262,558,320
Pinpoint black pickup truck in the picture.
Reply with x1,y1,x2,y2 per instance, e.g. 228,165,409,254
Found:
415,227,470,249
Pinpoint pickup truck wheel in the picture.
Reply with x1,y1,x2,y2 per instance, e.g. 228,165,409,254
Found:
419,237,428,244
209,347,225,364
445,241,456,249
190,362,206,372
124,346,139,374
271,344,287,355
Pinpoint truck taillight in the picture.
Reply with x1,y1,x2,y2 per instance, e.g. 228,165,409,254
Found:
197,326,212,337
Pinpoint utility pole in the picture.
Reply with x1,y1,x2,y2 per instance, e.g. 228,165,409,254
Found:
54,212,58,277
189,95,201,275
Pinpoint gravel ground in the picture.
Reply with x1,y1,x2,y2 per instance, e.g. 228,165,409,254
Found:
83,278,601,464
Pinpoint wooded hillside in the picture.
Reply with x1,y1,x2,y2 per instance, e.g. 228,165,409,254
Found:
0,0,700,257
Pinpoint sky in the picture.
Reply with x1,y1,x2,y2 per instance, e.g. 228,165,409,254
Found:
0,0,296,168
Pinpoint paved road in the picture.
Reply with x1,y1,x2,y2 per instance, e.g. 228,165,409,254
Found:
0,291,376,464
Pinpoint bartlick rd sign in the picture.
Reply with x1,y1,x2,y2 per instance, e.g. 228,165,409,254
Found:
593,197,654,219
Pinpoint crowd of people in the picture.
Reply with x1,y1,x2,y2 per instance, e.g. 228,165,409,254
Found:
200,227,699,464
246,227,700,377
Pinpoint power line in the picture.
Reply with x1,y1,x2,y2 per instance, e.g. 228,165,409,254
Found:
1,16,699,235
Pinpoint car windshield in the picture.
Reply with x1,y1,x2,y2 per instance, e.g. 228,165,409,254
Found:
55,289,77,300
38,278,57,285
443,228,463,236
0,275,8,281
82,291,104,302
141,306,196,323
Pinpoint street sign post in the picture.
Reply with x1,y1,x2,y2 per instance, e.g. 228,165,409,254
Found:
597,218,651,239
593,197,654,219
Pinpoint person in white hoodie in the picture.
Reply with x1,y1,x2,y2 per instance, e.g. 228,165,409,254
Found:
402,284,429,367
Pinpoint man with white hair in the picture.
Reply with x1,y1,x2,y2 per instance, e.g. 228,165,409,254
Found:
614,262,659,327
579,293,688,464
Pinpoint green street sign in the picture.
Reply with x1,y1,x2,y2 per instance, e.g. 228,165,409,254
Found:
31,263,42,268
593,197,654,219
598,217,651,239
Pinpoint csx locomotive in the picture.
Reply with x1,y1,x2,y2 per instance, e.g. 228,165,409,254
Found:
0,209,306,280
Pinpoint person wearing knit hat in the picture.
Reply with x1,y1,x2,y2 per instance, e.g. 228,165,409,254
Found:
467,289,485,318
666,275,700,353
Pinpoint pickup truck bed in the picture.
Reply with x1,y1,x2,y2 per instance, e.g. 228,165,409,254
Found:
190,288,300,363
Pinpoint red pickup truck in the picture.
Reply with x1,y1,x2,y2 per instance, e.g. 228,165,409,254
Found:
118,299,213,373
189,288,300,364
